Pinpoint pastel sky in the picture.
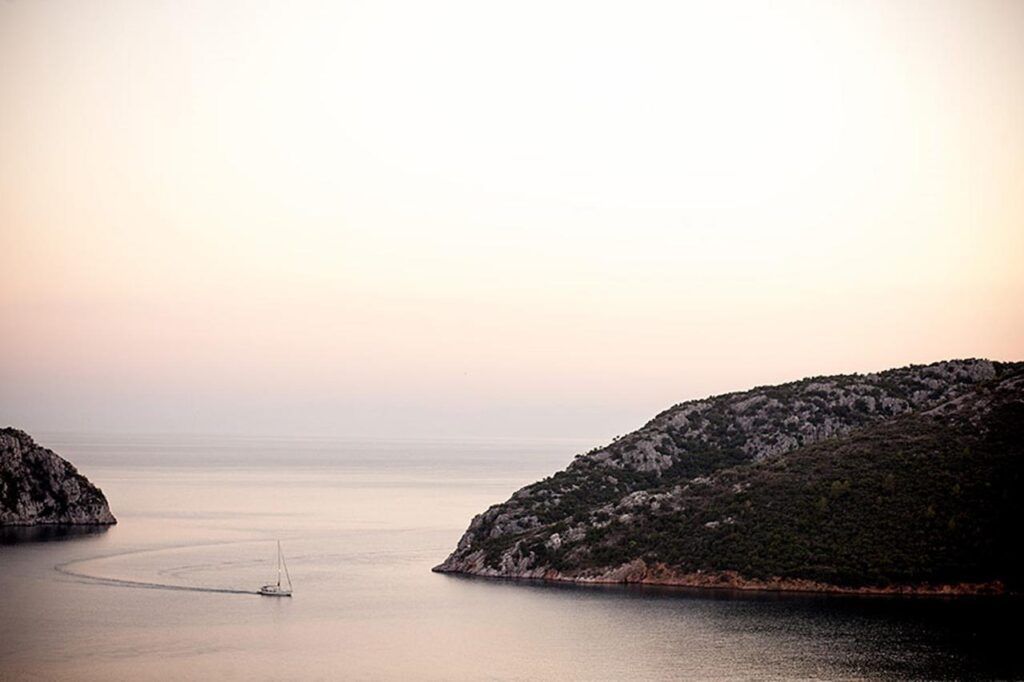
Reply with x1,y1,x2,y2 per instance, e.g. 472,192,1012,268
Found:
1,0,1022,438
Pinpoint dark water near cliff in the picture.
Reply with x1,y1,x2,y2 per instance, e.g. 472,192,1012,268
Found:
0,434,1020,680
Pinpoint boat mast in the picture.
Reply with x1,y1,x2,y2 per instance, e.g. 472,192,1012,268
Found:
277,540,282,588
282,546,292,590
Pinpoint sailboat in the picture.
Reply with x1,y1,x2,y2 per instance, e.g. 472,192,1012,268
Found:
259,540,293,597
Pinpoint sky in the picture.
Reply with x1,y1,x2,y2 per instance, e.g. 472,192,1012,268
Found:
1,0,1022,439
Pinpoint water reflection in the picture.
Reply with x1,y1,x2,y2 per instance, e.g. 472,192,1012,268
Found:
0,525,111,545
442,574,1023,680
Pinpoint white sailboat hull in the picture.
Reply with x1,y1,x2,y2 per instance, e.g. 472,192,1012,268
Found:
259,585,292,597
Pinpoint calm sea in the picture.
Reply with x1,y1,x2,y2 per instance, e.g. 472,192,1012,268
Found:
0,434,1019,680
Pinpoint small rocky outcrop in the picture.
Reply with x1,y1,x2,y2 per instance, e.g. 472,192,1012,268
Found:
436,359,1023,593
0,428,116,526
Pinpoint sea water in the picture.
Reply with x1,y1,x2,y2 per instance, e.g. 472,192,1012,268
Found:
0,434,1019,680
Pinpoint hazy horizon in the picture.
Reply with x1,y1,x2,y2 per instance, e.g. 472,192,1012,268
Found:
7,355,1022,442
3,0,1022,439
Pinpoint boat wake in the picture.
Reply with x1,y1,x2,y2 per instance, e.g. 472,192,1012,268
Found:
55,543,268,596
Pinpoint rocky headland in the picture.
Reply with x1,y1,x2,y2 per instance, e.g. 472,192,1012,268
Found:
0,428,116,526
435,359,1023,594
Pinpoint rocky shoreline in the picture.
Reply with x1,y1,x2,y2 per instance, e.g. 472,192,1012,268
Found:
433,560,1007,596
1,428,116,526
436,359,1023,596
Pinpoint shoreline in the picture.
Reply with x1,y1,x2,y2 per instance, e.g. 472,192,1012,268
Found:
433,561,1008,597
0,519,117,527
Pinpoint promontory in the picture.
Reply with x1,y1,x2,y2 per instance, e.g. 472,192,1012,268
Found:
435,359,1023,594
1,428,116,526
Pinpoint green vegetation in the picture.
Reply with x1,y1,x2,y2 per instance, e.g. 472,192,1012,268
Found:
561,402,1023,587
439,360,1024,591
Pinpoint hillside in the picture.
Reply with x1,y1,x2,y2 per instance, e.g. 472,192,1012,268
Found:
435,359,1023,593
0,429,116,526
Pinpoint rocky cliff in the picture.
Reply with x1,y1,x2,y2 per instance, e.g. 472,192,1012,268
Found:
0,428,116,526
435,359,1023,593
